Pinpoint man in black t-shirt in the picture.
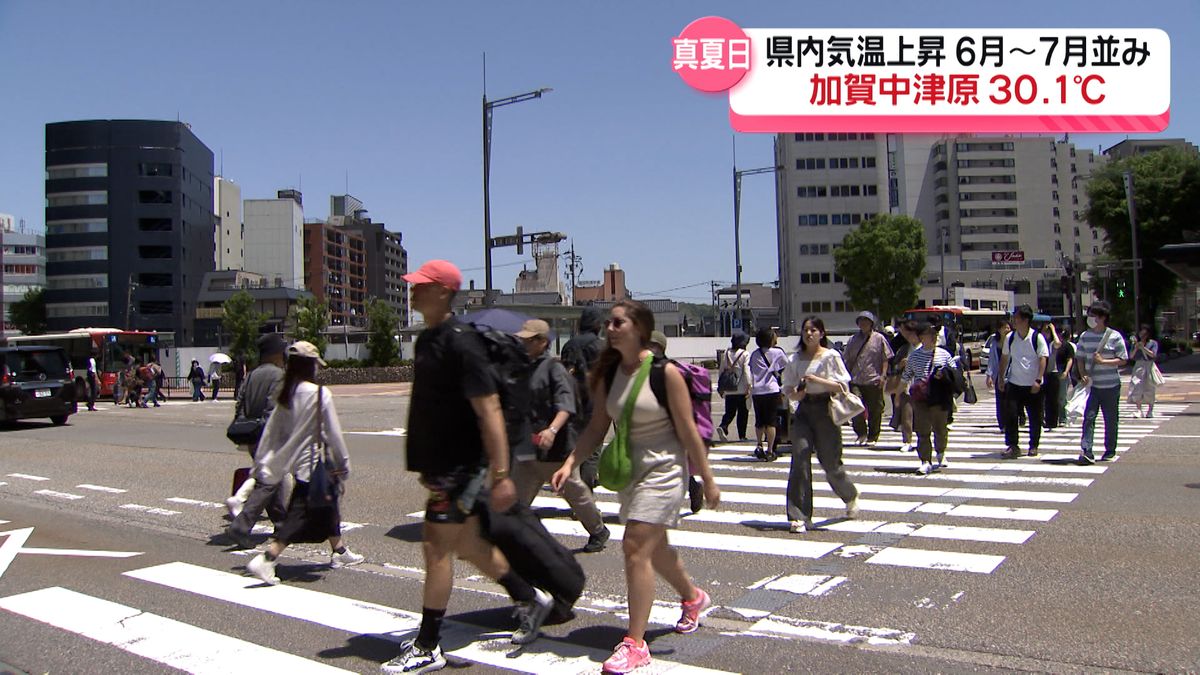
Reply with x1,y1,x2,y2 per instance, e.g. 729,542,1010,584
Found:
383,260,552,675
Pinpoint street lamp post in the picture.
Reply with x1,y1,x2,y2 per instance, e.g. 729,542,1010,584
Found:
482,86,551,306
940,226,948,304
1122,171,1142,326
733,163,781,333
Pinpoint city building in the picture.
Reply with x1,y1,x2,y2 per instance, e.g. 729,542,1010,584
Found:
329,195,409,326
715,282,780,336
514,239,568,305
776,133,1105,333
1104,138,1199,160
43,120,216,345
573,262,628,305
193,270,311,345
303,220,366,327
2,216,45,335
214,176,243,271
244,189,304,290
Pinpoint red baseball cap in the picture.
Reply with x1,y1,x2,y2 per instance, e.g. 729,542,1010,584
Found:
403,259,462,291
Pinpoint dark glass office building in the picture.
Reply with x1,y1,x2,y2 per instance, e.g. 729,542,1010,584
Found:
44,120,216,345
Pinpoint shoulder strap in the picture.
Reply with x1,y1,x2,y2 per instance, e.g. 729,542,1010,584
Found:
619,355,653,428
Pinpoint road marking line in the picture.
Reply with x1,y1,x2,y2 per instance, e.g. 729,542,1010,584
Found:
19,548,143,558
866,546,1006,574
708,451,1108,475
0,587,350,674
166,497,225,509
538,519,844,559
344,427,406,436
0,527,34,580
76,484,127,494
125,562,733,674
752,574,848,597
6,473,49,481
743,614,915,646
711,476,1077,504
120,504,181,516
530,497,1037,545
713,462,1095,486
34,489,84,501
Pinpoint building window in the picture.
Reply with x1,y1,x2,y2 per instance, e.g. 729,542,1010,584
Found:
139,301,174,315
3,264,38,275
46,274,108,290
138,218,173,231
47,246,108,262
138,190,173,204
46,163,108,180
46,219,107,234
46,191,107,207
138,245,173,259
138,273,173,286
138,162,173,177
46,302,109,318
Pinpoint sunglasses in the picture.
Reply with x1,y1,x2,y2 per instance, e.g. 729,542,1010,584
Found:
604,317,628,328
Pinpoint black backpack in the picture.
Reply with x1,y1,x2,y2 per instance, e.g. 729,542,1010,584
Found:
561,332,602,413
453,323,535,459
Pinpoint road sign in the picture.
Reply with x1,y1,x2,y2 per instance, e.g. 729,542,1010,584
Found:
992,250,1025,264
490,235,520,248
732,319,742,329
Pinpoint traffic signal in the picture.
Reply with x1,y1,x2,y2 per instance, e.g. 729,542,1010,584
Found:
1116,279,1127,299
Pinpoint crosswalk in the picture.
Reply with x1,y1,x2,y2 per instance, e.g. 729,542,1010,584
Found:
520,399,1184,579
0,398,1185,672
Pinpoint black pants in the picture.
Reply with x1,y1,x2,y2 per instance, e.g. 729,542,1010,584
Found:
850,383,885,442
993,385,1006,432
719,393,749,439
1042,372,1061,428
1003,384,1044,451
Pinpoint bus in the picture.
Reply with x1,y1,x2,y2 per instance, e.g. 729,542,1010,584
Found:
5,328,174,397
902,306,1008,370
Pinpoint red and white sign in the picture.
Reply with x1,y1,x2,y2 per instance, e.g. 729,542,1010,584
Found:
992,250,1025,264
672,22,1171,133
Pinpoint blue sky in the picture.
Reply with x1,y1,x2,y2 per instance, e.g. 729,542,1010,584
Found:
1,0,1195,304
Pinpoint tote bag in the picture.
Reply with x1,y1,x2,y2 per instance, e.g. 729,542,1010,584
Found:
598,355,652,491
306,386,342,509
829,385,866,426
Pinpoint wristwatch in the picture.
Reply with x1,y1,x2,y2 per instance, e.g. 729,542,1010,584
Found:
491,468,510,481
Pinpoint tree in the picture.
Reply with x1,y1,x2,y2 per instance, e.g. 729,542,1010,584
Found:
9,287,47,335
221,290,269,363
365,298,400,366
288,296,329,356
1084,147,1200,327
833,215,927,324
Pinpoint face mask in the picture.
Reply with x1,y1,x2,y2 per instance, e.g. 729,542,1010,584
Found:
1087,316,1100,329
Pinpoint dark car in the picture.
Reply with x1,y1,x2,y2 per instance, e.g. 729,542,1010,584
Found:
0,346,78,425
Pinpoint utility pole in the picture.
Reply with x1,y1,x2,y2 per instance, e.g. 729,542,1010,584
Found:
125,273,138,330
711,280,721,337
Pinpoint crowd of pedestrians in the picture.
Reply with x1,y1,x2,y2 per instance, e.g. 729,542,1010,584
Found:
204,256,1159,673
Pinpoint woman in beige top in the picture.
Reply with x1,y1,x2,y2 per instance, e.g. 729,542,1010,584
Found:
780,316,860,533
552,300,720,674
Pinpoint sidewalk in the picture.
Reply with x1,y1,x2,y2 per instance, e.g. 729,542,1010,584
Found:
1155,351,1200,403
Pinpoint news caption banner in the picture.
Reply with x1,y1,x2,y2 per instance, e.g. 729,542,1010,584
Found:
670,18,1170,133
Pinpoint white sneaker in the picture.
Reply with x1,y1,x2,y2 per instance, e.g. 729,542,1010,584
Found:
917,462,933,475
854,434,868,446
789,520,813,533
845,498,860,519
865,440,877,448
330,548,365,569
936,452,948,467
247,553,279,585
381,639,446,674
899,443,913,453
225,496,245,518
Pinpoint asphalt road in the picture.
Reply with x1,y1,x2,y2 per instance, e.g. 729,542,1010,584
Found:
2,373,1198,673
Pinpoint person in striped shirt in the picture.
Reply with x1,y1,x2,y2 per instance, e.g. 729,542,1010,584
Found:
902,321,955,475
1073,302,1129,464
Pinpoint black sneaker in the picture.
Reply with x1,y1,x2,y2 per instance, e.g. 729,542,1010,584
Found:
1099,451,1117,462
582,526,610,553
1078,452,1096,465
688,477,704,514
1027,448,1039,457
512,587,553,645
224,526,255,550
1000,447,1021,460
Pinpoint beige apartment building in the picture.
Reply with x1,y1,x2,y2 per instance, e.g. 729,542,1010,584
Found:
777,133,1106,333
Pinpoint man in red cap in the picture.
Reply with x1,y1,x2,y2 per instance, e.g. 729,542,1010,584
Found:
383,260,553,674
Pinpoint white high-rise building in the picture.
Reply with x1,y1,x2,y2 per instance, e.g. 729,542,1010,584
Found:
244,189,304,290
776,133,1106,332
2,216,46,335
214,177,243,271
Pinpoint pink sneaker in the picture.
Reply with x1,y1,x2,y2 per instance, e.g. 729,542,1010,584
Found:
602,637,651,674
674,587,711,634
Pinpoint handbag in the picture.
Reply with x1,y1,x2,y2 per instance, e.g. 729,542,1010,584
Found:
829,384,866,426
1151,363,1165,386
963,370,979,404
306,386,342,509
226,398,265,445
908,350,936,404
598,355,652,491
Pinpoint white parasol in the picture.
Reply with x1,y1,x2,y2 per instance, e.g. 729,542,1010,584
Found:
208,353,232,364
